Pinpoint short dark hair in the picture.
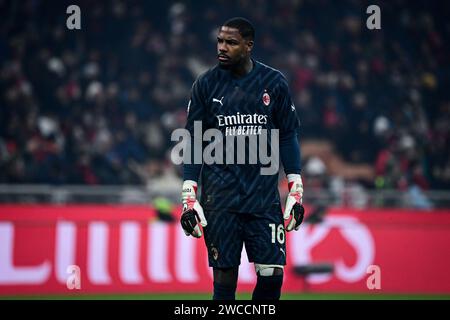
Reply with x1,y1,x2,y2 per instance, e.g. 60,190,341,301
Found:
222,17,255,41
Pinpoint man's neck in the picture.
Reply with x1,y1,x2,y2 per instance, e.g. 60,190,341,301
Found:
230,57,253,78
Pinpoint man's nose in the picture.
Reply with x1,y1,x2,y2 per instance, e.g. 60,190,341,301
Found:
218,42,228,52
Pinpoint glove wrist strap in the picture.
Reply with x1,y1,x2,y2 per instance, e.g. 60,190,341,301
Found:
287,174,302,191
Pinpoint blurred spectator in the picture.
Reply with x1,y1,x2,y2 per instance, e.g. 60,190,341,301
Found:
0,0,448,196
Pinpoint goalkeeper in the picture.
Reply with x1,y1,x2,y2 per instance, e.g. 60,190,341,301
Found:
181,17,304,300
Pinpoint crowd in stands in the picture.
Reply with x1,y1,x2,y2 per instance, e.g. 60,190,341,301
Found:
0,0,449,194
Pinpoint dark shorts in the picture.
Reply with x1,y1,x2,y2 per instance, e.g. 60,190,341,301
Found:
203,210,287,268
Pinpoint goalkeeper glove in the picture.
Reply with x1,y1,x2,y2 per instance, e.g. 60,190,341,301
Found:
283,174,305,232
181,180,207,238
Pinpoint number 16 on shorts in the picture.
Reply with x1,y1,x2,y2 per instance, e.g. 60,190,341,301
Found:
269,223,285,244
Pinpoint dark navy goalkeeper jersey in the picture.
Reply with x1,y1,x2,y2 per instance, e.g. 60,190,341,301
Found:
184,59,301,215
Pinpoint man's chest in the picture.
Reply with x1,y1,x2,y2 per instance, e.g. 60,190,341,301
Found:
206,82,277,128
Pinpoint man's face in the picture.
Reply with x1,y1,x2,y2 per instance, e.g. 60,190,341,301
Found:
217,26,253,67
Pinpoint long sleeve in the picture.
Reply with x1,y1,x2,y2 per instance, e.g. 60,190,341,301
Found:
183,78,205,182
280,131,301,175
274,74,302,175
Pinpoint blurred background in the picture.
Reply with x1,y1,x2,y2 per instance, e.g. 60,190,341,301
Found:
0,0,450,299
1,0,449,207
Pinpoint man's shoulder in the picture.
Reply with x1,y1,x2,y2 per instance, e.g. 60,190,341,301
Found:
255,60,285,80
255,61,289,92
194,64,223,85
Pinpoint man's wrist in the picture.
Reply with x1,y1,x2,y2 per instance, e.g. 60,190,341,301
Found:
182,180,198,195
287,174,303,192
287,174,301,183
183,180,198,187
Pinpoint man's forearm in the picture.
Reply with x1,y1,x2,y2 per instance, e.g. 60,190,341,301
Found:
182,132,203,182
183,163,202,182
279,131,301,175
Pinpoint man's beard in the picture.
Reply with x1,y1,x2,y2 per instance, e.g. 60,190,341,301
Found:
218,61,234,69
218,56,243,70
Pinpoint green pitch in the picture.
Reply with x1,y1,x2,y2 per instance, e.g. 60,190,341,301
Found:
2,292,450,300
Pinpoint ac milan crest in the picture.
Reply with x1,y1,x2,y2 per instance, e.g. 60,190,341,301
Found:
262,92,270,106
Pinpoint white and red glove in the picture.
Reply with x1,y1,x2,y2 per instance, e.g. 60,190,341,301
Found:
283,174,305,232
181,180,207,238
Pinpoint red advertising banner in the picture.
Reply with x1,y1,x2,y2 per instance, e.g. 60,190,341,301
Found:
0,204,450,295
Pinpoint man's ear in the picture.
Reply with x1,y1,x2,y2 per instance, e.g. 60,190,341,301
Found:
246,40,254,54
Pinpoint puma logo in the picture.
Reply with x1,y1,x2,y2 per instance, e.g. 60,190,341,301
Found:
213,96,224,106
